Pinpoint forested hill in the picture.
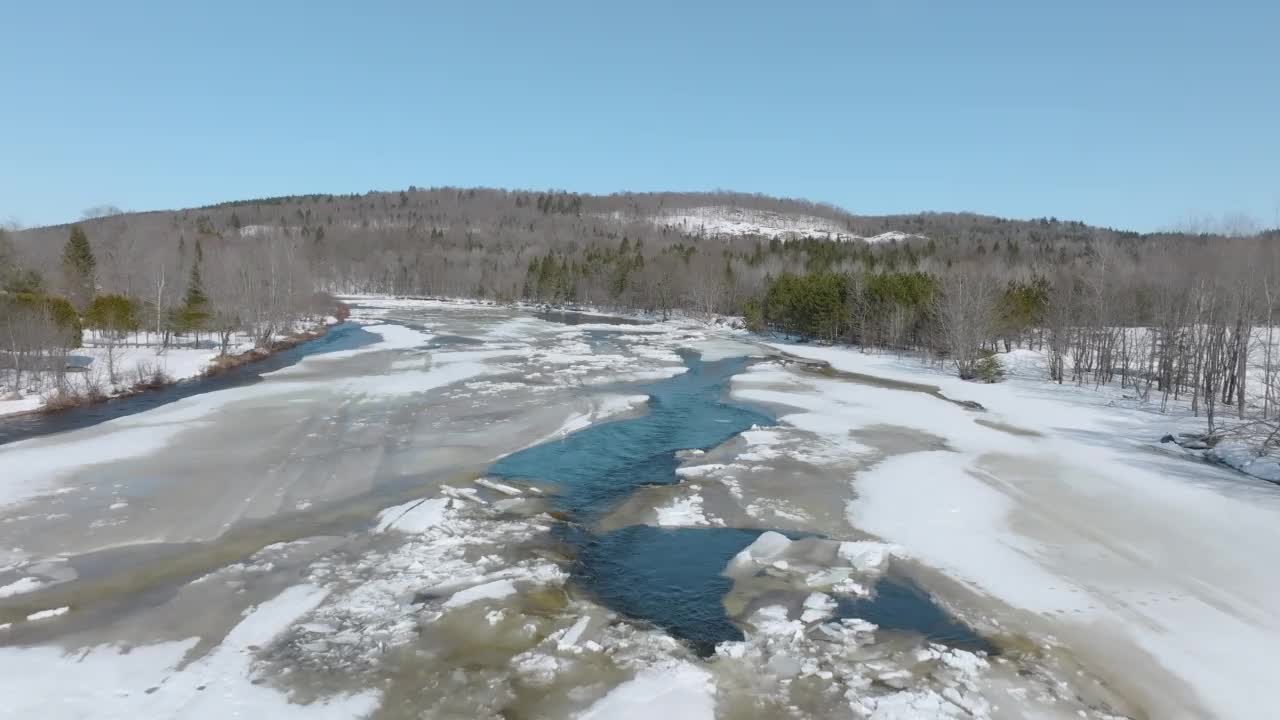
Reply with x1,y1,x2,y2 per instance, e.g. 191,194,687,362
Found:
5,187,1280,425
7,187,1253,310
2,188,1276,347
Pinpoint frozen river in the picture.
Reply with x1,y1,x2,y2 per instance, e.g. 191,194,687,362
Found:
1,297,1277,719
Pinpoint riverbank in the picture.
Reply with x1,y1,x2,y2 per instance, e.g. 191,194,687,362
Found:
749,339,1280,719
0,304,349,420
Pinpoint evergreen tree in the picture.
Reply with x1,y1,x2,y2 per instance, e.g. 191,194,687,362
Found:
61,225,96,309
184,260,207,309
0,228,13,279
178,240,209,335
84,294,141,336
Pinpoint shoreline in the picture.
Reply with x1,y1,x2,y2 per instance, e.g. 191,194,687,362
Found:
1,303,350,421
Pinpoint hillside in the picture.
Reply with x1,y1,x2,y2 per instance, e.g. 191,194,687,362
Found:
4,186,1280,462
5,188,1165,303
12,188,1145,253
7,187,1267,323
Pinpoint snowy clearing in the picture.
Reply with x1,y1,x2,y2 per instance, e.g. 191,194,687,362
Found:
626,206,923,244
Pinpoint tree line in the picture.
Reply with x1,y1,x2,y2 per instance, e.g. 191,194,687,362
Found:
1,218,329,402
4,188,1280,443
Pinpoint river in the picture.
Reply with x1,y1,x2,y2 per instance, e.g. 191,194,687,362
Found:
0,297,1199,719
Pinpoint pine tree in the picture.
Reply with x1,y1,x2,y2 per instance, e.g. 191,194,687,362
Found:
184,261,207,309
178,240,209,336
62,225,96,309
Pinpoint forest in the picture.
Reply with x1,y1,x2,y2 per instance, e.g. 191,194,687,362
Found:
3,188,1280,445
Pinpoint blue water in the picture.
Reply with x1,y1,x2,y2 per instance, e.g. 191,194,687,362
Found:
490,351,993,656
837,579,995,654
0,323,380,446
490,352,772,519
564,525,791,655
568,524,992,657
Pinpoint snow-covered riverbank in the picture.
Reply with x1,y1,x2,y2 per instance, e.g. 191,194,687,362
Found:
0,318,343,419
749,341,1280,719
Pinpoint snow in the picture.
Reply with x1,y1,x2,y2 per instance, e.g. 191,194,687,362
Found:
0,393,42,418
675,462,726,478
576,663,715,720
800,592,837,623
304,322,432,361
540,394,650,442
736,530,793,564
9,295,1215,718
0,410,208,507
0,576,45,598
654,493,708,527
0,361,342,509
647,206,853,241
851,451,1085,612
690,336,763,362
749,340,1280,720
442,578,519,608
373,497,450,534
0,343,222,419
624,205,925,245
1208,440,1280,481
474,477,523,496
24,606,68,621
0,585,380,720
298,489,568,669
861,231,923,244
837,541,893,575
557,616,592,650
0,319,342,419
339,356,491,397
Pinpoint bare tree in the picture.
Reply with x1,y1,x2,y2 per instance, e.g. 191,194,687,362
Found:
934,269,999,379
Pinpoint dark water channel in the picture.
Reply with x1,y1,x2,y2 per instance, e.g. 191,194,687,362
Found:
491,352,768,519
489,351,992,656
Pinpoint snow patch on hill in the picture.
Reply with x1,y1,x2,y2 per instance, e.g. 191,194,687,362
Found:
637,206,922,244
860,230,921,243
651,206,850,240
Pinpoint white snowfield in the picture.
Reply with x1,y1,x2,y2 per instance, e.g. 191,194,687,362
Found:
630,205,922,243
748,343,1280,720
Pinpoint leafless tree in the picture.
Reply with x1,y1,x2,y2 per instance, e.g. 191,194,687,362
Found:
934,269,999,379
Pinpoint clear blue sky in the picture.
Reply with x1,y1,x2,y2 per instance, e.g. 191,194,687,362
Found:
2,0,1276,232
